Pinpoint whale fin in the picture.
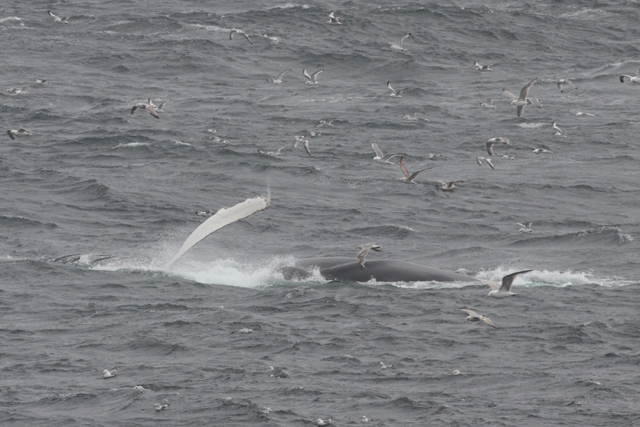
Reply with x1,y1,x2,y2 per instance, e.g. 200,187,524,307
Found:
168,196,269,265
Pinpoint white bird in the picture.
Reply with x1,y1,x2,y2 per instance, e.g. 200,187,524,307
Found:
459,309,498,329
102,368,117,379
389,33,411,51
35,79,48,84
361,415,370,423
309,131,321,137
485,137,512,155
195,211,214,217
207,128,217,134
293,135,305,148
575,112,595,117
620,69,640,83
483,270,533,299
230,29,253,45
48,10,69,24
479,98,498,109
502,77,540,117
303,68,323,85
552,121,566,137
6,88,27,94
317,418,332,426
316,119,334,128
399,155,432,184
7,128,33,140
474,61,493,71
326,11,341,24
557,79,577,92
131,99,159,119
371,143,399,164
530,147,552,154
450,370,462,375
476,156,494,170
208,135,229,144
154,403,170,411
435,180,463,191
357,242,381,271
268,69,292,84
501,155,515,160
428,153,441,159
402,112,428,121
386,81,406,98
517,222,533,233
258,144,288,157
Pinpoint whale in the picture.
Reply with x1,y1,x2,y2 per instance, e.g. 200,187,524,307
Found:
280,257,479,283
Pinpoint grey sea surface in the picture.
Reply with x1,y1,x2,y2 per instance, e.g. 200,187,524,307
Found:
1,1,640,425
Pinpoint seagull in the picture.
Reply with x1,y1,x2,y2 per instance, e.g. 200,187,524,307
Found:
102,368,117,379
557,79,577,92
575,112,595,117
399,155,432,184
459,309,498,329
501,155,515,160
551,121,566,137
620,69,640,83
450,370,463,375
268,69,292,84
316,119,334,127
207,128,217,133
482,270,533,299
389,33,411,51
7,128,33,140
435,180,463,191
530,147,552,154
154,403,170,411
485,137,512,155
229,29,253,45
326,10,341,24
131,99,159,119
517,222,533,233
371,143,399,164
479,98,498,109
502,77,539,117
301,139,311,156
386,81,406,98
208,135,229,144
474,61,493,71
476,156,494,170
317,418,332,426
258,144,288,157
428,153,441,159
357,242,381,271
6,88,27,94
35,79,47,84
303,68,323,85
155,99,169,112
195,211,214,217
402,112,428,121
48,10,69,23
309,131,321,137
293,135,305,148
361,415,370,423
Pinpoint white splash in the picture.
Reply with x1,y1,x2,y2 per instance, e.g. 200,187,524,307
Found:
114,142,152,149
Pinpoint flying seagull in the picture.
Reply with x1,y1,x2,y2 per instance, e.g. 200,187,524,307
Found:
7,128,33,140
357,242,381,271
389,33,411,51
557,79,577,92
620,69,640,83
435,180,463,191
479,98,498,109
398,155,432,184
552,121,566,137
476,156,494,170
258,144,288,157
303,68,323,85
386,81,406,98
371,143,399,164
517,222,533,233
268,69,292,84
474,61,493,71
230,29,253,45
131,99,159,119
459,309,498,328
485,137,512,155
481,270,533,299
48,10,69,23
502,77,540,117
326,11,341,25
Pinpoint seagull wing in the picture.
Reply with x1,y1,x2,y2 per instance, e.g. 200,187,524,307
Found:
229,30,236,40
398,156,410,178
277,69,292,80
408,167,432,181
131,105,140,114
243,33,253,45
147,103,159,119
372,143,385,158
48,10,60,20
485,140,494,156
480,316,499,329
459,309,480,318
502,88,518,101
516,105,524,118
499,269,533,292
518,77,538,101
357,245,372,271
381,153,399,161
157,99,169,110
7,130,15,140
303,140,311,156
303,69,312,81
557,81,564,92
276,144,288,155
477,278,500,291
386,81,396,95
517,223,526,228
485,159,495,170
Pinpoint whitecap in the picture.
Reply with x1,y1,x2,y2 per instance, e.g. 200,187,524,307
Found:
0,17,22,23
113,142,152,149
517,122,547,128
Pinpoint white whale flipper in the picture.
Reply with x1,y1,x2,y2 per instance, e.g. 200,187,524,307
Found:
168,196,269,265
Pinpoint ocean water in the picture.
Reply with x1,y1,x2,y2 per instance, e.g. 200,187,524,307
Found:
1,1,640,425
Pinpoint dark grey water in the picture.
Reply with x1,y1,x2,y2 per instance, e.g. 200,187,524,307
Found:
2,1,640,425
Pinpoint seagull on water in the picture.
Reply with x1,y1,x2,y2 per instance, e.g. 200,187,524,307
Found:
620,69,640,83
48,10,69,23
479,98,498,109
357,242,381,271
399,155,432,184
371,143,399,164
303,68,323,85
230,29,253,45
517,222,533,233
7,128,33,140
389,33,411,51
131,99,159,119
102,368,117,379
435,180,463,191
474,61,493,71
459,309,498,329
502,77,540,117
35,79,47,84
154,403,170,411
575,111,595,117
268,69,292,84
557,79,577,92
530,147,552,154
6,88,27,94
501,155,515,160
402,112,428,121
387,81,407,98
476,156,494,170
485,137,512,155
326,11,341,24
552,121,566,137
316,119,334,127
258,144,288,157
482,270,533,299
195,211,214,217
